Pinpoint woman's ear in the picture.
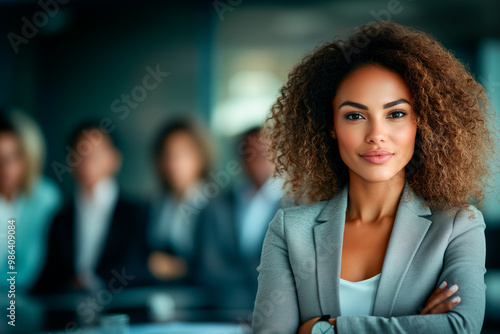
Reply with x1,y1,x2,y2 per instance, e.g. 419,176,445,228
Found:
330,127,337,139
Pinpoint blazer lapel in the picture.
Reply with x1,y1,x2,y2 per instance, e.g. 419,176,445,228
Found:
313,180,432,318
314,184,349,317
372,181,432,316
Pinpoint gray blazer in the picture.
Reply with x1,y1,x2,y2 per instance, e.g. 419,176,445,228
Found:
252,180,486,333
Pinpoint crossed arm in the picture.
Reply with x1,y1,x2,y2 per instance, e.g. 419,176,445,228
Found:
296,281,461,334
252,206,486,334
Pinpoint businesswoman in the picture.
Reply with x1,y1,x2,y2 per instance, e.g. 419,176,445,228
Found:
252,21,495,334
147,115,217,283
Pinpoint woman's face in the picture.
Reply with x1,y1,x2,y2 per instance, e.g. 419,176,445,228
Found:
0,132,26,196
160,130,204,192
332,64,417,183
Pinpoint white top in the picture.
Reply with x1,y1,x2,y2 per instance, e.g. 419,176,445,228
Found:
75,177,119,291
339,273,381,316
149,179,206,259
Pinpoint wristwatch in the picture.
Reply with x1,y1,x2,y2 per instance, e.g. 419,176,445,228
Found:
311,314,335,334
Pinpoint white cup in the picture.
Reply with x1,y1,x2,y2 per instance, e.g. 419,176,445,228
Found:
100,313,130,334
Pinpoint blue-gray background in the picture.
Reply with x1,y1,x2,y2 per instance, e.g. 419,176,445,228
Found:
0,0,499,332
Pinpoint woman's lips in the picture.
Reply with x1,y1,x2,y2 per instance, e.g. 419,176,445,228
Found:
359,150,394,164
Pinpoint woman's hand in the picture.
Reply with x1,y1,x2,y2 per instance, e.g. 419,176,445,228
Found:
297,317,336,334
420,281,461,314
148,251,187,280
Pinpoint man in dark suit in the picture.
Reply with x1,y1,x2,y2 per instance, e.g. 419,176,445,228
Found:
31,122,150,295
192,127,284,309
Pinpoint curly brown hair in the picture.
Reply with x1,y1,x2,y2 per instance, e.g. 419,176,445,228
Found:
263,20,497,211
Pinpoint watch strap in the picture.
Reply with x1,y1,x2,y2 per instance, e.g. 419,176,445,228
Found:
312,314,336,334
318,314,330,322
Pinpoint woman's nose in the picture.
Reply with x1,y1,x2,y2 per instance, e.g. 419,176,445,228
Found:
365,121,387,144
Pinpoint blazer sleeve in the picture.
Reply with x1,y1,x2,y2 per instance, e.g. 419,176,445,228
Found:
252,208,301,334
336,205,487,334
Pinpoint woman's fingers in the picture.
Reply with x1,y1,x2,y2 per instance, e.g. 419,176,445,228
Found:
426,281,447,304
420,281,448,314
427,296,461,314
420,282,459,315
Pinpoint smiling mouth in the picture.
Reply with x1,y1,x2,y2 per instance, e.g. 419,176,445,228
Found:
359,152,394,164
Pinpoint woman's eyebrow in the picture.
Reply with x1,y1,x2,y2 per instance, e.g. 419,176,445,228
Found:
338,101,368,110
383,99,411,109
338,99,411,110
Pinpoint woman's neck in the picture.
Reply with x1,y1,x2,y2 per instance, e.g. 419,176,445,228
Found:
346,171,405,224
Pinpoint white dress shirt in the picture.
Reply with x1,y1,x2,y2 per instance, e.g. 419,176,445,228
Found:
236,176,284,258
74,177,119,292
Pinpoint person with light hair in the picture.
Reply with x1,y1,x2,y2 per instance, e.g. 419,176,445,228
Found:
0,108,62,292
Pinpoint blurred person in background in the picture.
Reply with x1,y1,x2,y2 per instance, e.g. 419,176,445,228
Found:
192,126,284,309
235,126,284,272
147,115,217,285
0,109,62,292
31,121,150,295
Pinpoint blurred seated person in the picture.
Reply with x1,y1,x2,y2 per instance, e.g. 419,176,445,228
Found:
147,115,217,284
193,126,284,306
0,109,62,293
31,121,149,295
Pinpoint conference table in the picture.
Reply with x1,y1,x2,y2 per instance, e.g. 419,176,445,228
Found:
45,322,248,334
1,284,255,333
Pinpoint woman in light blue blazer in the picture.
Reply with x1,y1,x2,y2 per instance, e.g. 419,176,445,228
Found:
0,110,62,292
252,21,495,333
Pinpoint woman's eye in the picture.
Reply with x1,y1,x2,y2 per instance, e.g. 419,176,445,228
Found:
388,110,407,118
345,113,364,120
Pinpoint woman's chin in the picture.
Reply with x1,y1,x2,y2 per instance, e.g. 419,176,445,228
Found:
351,170,402,184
